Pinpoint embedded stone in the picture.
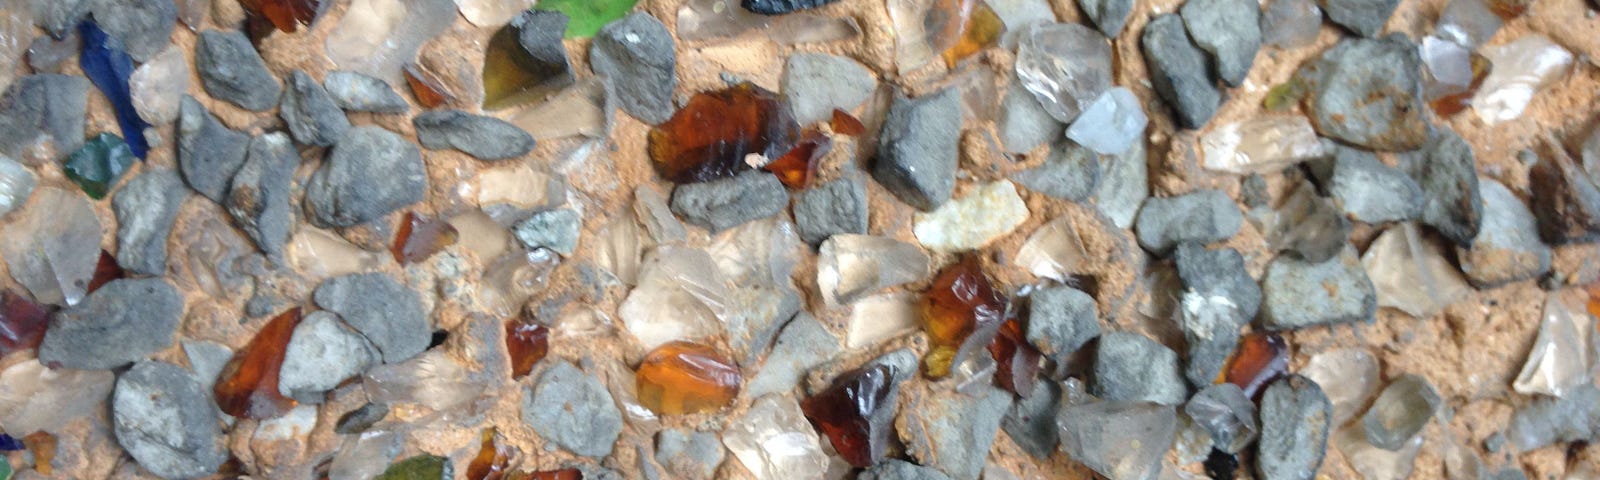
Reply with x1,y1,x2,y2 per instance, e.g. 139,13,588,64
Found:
872,88,961,211
112,168,187,275
303,126,427,228
1134,189,1243,255
669,170,787,233
39,278,182,369
195,30,282,111
413,109,535,161
1093,331,1188,405
1295,35,1427,151
1141,14,1220,129
1180,0,1261,87
1260,248,1378,330
280,70,351,147
176,96,249,202
323,71,409,113
522,361,623,458
226,133,298,261
781,53,875,126
313,272,429,364
112,361,227,479
590,12,677,125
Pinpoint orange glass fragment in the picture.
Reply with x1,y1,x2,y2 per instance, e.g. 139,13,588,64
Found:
504,469,582,480
1487,0,1531,18
466,428,510,480
1220,332,1289,397
403,63,454,109
829,109,866,136
1585,284,1600,320
22,431,57,475
1429,53,1491,117
647,82,801,183
215,308,301,419
919,256,1007,378
987,316,1041,397
635,341,742,415
940,0,1005,68
238,0,321,33
506,321,549,380
763,132,831,189
86,250,125,295
0,289,52,356
391,212,460,264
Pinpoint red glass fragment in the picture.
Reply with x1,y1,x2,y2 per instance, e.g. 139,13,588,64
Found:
238,0,321,33
506,321,549,380
763,131,831,189
987,316,1042,397
403,63,454,109
1221,332,1289,398
647,82,801,183
800,364,897,467
86,250,125,295
215,308,301,419
919,256,1007,378
830,109,865,136
391,212,460,264
0,290,52,356
466,427,510,480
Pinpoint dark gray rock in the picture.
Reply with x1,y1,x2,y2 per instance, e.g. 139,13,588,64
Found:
280,71,350,147
1134,189,1243,255
1242,174,1271,208
872,88,961,211
1268,183,1350,263
1078,0,1134,37
303,126,427,228
522,361,623,458
723,287,802,368
655,429,724,480
323,71,409,113
334,403,389,434
90,0,177,62
176,96,249,202
513,208,581,255
30,0,91,38
1530,146,1600,245
1141,14,1220,129
1460,178,1550,288
1094,138,1149,229
669,170,788,233
1507,384,1600,451
26,33,80,73
412,110,534,161
112,361,227,479
1175,242,1261,322
1259,248,1378,330
793,174,869,245
1012,138,1102,202
39,278,183,369
859,459,954,480
1328,146,1425,223
180,340,231,392
744,312,840,398
1003,380,1062,459
781,53,876,126
1323,0,1399,37
226,133,298,261
1180,0,1262,87
1186,383,1258,454
741,0,841,15
1406,130,1483,246
998,84,1063,154
1296,35,1427,151
195,30,281,112
112,168,187,275
1056,399,1177,479
1025,285,1100,366
1175,243,1259,386
1093,331,1188,405
898,385,1012,480
277,311,378,403
0,74,88,162
590,12,676,125
1256,375,1332,480
313,272,429,364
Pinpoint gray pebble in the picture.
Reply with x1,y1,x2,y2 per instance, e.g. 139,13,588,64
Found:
1003,380,1062,459
1506,383,1600,451
1094,138,1148,229
514,208,582,256
1260,247,1377,330
1406,130,1483,246
280,71,350,147
1134,189,1243,255
1141,14,1220,129
303,126,427,228
40,278,183,369
634,185,687,244
323,71,409,113
277,311,379,403
590,12,677,125
744,312,840,398
1078,0,1134,37
1175,243,1258,385
1093,331,1188,405
998,84,1063,154
0,74,88,162
181,340,232,392
1530,146,1600,245
413,110,535,161
1056,400,1177,479
1175,242,1261,322
723,287,801,368
334,403,389,434
1013,138,1102,202
1180,0,1262,87
176,96,249,202
1256,375,1332,480
313,272,429,364
1323,0,1399,37
90,0,177,62
1297,35,1427,151
112,168,187,275
655,429,724,480
872,88,961,211
781,53,876,126
898,385,1012,480
195,30,281,112
112,361,227,479
31,0,91,38
522,360,623,458
859,459,954,480
1459,178,1551,288
669,170,788,233
793,174,869,245
26,33,81,73
226,132,298,262
1327,146,1425,223
1186,383,1259,454
1025,285,1100,366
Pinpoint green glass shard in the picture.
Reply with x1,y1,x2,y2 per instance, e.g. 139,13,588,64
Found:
375,455,452,480
1263,78,1307,112
534,0,639,39
0,455,12,480
64,133,137,200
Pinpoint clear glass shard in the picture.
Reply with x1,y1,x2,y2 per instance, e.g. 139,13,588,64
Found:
818,234,929,307
0,187,103,306
1472,35,1573,124
1015,215,1088,282
1361,223,1474,318
1201,115,1325,175
1512,289,1600,397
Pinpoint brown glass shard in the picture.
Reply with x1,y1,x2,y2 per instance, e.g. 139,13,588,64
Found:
919,256,1007,378
987,316,1041,397
504,469,581,480
0,290,52,356
22,431,57,475
482,12,576,110
635,341,742,415
86,250,126,295
830,108,865,136
506,321,549,380
1221,332,1288,397
403,63,454,109
940,0,1005,68
391,212,460,264
238,0,321,33
763,131,831,189
215,308,301,419
800,364,897,467
466,428,510,480
1487,0,1531,18
1429,53,1491,117
647,82,801,183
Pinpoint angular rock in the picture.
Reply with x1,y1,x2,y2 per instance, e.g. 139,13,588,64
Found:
227,133,299,261
112,169,187,275
128,46,188,125
1025,285,1099,365
912,180,1030,252
522,361,623,458
860,459,954,480
1186,383,1259,454
39,278,183,369
0,187,100,306
304,126,427,228
741,0,840,15
1093,331,1188,405
1257,375,1332,480
1506,384,1600,451
1260,248,1378,330
1077,0,1133,37
1176,243,1261,322
590,12,676,125
1063,87,1146,156
0,74,88,162
1530,145,1600,245
280,71,350,147
413,110,535,161
176,96,249,202
30,0,91,38
1180,0,1261,87
112,361,227,479
872,88,961,211
1012,138,1102,202
655,429,724,480
898,385,1012,480
1141,14,1220,129
781,53,875,126
997,84,1062,154
1406,130,1482,246
313,273,429,364
1175,244,1258,385
323,71,409,113
723,287,802,367
1322,0,1399,37
1134,189,1243,255
793,174,868,245
744,312,840,398
1261,0,1320,48
1056,400,1177,480
513,208,581,256
1003,380,1062,458
278,311,378,403
1327,147,1425,223
195,30,281,111
1095,139,1147,229
670,170,787,233
1361,374,1441,450
1460,178,1550,287
1296,35,1426,151
89,0,177,62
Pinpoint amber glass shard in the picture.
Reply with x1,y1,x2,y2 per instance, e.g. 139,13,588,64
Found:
635,341,742,415
800,364,896,467
830,109,865,136
466,428,509,480
403,63,453,109
1220,332,1288,397
763,132,831,189
239,0,321,33
647,82,801,183
86,250,125,295
482,14,576,111
1429,53,1491,117
919,256,1007,378
21,431,56,475
215,308,301,419
1586,284,1600,320
0,290,52,356
987,317,1041,397
504,469,582,480
1487,0,1530,18
392,212,460,264
506,321,549,380
940,0,1004,68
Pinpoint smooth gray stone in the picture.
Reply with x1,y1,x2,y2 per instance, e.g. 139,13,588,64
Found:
39,278,183,369
112,168,188,275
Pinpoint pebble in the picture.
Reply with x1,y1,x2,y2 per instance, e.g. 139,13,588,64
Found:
997,84,1063,154
33,0,91,38
514,208,582,256
744,312,840,398
912,180,1030,252
112,360,227,479
781,53,875,126
1256,375,1332,480
1506,383,1600,451
1175,243,1259,385
1180,0,1261,87
522,360,623,458
1186,383,1259,454
1460,178,1551,287
303,126,427,228
872,88,961,211
39,278,183,369
859,459,954,480
27,33,81,73
1361,374,1441,450
897,385,1012,480
1003,380,1062,459
1175,242,1261,322
1260,247,1378,330
413,110,535,161
1296,35,1426,151
280,71,351,147
129,46,188,125
725,286,803,366
277,311,379,403
323,71,409,113
655,429,724,480
1327,146,1425,223
89,0,177,62
1056,400,1176,480
741,0,840,15
182,340,232,392
1134,189,1243,255
1063,87,1146,156
313,272,430,364
1078,0,1134,37
176,96,249,202
1267,183,1349,263
1025,285,1100,366
590,12,677,125
1322,0,1399,37
1094,139,1147,229
1530,146,1600,245
634,185,687,244
1092,332,1188,405
1141,14,1220,129
0,74,88,162
1406,130,1483,246
112,168,187,275
334,402,389,434
195,30,281,112
793,174,869,245
226,133,298,261
1012,138,1102,202
670,170,788,233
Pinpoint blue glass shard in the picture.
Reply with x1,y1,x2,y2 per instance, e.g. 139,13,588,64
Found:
0,433,22,451
78,20,151,159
